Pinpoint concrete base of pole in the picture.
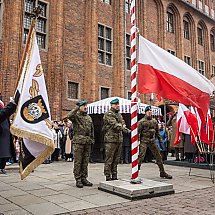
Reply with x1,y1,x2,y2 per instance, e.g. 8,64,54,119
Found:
98,178,174,200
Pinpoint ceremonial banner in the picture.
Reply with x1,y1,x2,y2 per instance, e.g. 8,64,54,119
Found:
138,35,215,114
11,26,54,179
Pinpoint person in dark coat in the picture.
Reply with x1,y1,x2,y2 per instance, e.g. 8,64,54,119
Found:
121,132,131,164
0,99,17,174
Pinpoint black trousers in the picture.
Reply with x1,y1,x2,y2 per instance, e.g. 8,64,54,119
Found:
0,158,6,169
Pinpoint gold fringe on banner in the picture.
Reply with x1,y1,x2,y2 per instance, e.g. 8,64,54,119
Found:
10,125,55,180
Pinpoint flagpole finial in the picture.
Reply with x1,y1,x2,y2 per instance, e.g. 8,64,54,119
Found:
31,6,43,19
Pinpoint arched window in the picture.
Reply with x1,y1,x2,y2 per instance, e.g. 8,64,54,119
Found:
210,30,215,51
167,8,174,33
197,24,203,45
183,16,190,40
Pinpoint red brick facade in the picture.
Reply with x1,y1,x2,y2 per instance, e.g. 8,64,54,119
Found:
0,0,215,119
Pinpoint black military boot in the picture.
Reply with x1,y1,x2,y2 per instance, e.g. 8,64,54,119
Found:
160,172,172,179
76,180,83,188
112,174,118,180
81,178,93,186
106,175,111,181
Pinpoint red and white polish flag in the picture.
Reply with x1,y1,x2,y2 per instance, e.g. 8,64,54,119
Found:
206,109,214,144
174,103,190,145
194,107,208,144
138,36,215,114
174,103,199,145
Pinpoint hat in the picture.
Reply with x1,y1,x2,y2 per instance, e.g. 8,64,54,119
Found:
145,105,152,112
76,100,88,107
110,98,119,104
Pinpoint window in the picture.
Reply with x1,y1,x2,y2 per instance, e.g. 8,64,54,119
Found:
128,91,132,100
126,34,131,70
125,0,130,13
101,87,110,99
197,25,203,45
198,60,205,75
101,0,111,4
68,82,79,99
212,65,215,77
192,0,197,6
167,10,174,33
198,0,203,10
98,24,112,66
183,17,190,40
0,0,3,37
24,0,48,49
184,56,192,66
210,31,215,51
167,49,176,56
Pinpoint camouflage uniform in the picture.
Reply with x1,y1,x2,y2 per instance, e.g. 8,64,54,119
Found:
67,107,94,182
138,115,165,173
103,107,130,179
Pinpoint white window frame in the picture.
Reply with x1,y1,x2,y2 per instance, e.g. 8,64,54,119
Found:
197,25,203,45
183,18,190,40
198,0,203,10
167,49,176,56
126,34,131,70
166,10,174,33
198,60,205,76
192,0,197,6
184,55,192,66
125,0,130,14
23,0,49,49
98,23,113,66
0,0,3,39
101,0,111,5
67,81,80,100
212,65,215,77
127,91,132,100
99,86,111,100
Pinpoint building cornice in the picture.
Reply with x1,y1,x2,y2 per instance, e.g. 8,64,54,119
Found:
181,0,215,23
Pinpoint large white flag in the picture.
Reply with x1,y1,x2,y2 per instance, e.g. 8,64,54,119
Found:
10,26,54,179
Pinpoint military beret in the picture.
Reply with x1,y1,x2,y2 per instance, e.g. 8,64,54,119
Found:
110,98,119,104
145,105,152,112
76,100,88,107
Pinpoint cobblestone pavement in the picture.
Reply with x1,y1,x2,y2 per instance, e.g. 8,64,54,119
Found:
62,187,215,215
0,161,214,215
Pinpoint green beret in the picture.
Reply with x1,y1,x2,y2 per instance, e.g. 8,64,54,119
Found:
145,105,152,112
76,100,88,107
110,98,119,104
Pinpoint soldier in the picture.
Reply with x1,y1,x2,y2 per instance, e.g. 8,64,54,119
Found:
138,105,172,179
67,100,94,188
103,98,130,181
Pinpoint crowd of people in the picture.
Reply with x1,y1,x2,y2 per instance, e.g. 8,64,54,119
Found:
1,95,213,188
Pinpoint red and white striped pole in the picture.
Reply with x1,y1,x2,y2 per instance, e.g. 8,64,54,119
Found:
130,0,139,182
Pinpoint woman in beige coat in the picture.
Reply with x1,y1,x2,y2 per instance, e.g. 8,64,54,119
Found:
64,121,73,161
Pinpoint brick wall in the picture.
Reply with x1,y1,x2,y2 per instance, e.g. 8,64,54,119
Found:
0,0,215,118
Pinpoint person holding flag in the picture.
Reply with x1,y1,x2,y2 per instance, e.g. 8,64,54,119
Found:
10,7,55,179
0,95,19,174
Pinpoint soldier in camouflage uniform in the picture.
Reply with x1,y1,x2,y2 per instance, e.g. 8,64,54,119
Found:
138,106,172,179
103,98,130,181
67,100,94,188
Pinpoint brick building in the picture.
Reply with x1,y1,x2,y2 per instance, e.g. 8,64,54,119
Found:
0,0,215,119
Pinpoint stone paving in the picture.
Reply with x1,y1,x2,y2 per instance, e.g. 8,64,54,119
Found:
0,160,214,215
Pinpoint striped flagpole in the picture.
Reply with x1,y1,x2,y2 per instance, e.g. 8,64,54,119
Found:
130,0,139,182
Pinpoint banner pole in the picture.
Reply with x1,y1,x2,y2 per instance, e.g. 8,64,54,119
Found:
15,6,42,91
